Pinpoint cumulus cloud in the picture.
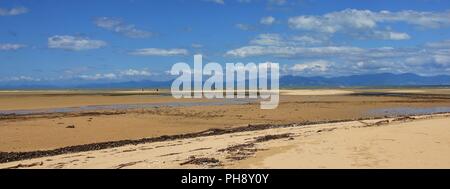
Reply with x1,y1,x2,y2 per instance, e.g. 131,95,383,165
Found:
249,33,327,47
1,76,40,82
235,23,253,31
0,43,26,51
48,35,107,51
0,7,28,16
288,9,377,33
129,48,188,56
291,35,326,45
376,10,450,28
260,16,276,25
191,43,203,48
426,40,450,48
203,0,225,4
288,9,450,40
250,33,285,46
406,54,450,67
119,69,153,76
350,30,411,40
434,55,450,66
3,68,156,83
289,9,450,32
337,42,450,75
79,73,117,80
77,68,155,81
94,17,152,38
225,36,450,75
289,60,331,73
268,0,287,5
372,30,410,40
226,45,364,58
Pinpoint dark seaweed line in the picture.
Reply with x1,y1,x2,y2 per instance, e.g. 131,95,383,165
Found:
1,112,449,164
350,92,450,100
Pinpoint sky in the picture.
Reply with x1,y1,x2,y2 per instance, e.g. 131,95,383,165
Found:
1,0,450,85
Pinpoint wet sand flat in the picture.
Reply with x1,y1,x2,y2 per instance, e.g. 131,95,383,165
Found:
1,113,448,169
0,90,207,111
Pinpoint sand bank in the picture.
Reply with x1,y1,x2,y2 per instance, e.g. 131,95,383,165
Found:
280,89,354,96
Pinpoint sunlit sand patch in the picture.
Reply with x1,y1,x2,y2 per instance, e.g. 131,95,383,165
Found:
280,89,354,96
388,90,426,93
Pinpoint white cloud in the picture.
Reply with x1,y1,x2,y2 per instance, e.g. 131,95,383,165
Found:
1,76,40,82
376,10,450,28
289,60,331,73
77,68,155,81
288,9,378,34
191,43,203,48
268,0,286,5
249,33,326,47
349,59,408,73
372,31,410,40
260,16,276,25
0,43,26,51
119,69,153,76
0,7,28,16
250,34,284,46
302,42,450,76
433,55,450,66
204,0,225,4
94,17,152,38
288,9,450,40
48,35,107,51
291,35,325,45
226,29,419,61
129,48,188,56
405,56,431,65
79,73,117,80
406,54,450,66
289,9,450,33
426,40,450,48
226,45,364,58
237,0,252,3
235,23,252,31
225,35,450,76
289,16,336,33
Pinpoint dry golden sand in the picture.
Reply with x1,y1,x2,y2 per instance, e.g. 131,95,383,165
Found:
280,89,354,95
1,113,448,169
233,115,450,168
1,89,450,152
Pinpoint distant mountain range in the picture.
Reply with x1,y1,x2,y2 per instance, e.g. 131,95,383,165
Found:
280,73,450,87
1,73,450,89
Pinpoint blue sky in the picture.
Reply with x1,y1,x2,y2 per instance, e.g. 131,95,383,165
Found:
1,0,450,85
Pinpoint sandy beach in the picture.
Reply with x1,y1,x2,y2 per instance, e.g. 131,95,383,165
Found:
1,113,449,169
1,89,450,152
0,88,449,168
